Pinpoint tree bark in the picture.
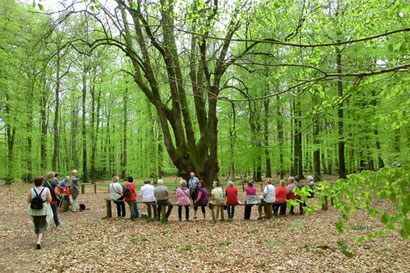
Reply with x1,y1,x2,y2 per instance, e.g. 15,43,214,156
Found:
336,45,347,179
264,99,272,177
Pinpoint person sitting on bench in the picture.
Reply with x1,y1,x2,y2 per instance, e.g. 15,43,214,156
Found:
154,179,173,221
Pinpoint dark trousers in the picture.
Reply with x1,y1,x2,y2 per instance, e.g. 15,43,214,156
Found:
114,197,126,217
273,203,286,216
51,203,60,226
244,204,255,220
157,200,173,220
178,205,189,220
227,205,235,219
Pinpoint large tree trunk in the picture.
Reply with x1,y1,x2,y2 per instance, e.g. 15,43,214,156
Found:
312,93,321,181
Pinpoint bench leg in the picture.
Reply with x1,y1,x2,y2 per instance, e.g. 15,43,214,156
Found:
220,206,225,221
106,199,112,218
81,184,85,194
94,184,97,194
161,205,167,223
266,204,273,219
63,195,70,212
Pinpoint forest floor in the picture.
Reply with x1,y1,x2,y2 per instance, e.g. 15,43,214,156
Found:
0,178,408,273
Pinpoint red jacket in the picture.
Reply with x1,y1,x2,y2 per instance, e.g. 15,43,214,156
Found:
123,183,137,201
275,186,287,202
226,186,238,205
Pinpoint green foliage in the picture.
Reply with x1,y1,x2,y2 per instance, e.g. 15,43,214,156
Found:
318,162,410,241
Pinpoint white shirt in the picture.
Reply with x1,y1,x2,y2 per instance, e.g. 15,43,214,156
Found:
109,182,123,200
263,184,276,203
140,184,155,202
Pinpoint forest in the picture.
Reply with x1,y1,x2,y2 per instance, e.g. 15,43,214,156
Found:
1,0,409,186
0,0,409,272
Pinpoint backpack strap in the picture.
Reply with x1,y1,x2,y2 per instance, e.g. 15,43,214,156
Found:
47,180,60,200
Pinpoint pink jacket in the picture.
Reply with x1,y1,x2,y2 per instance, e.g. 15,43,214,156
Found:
176,187,191,206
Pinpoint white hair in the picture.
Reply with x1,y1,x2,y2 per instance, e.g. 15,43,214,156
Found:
157,179,164,185
72,170,78,174
288,176,295,181
113,176,119,182
307,176,314,181
227,181,234,186
180,179,187,187
64,176,70,181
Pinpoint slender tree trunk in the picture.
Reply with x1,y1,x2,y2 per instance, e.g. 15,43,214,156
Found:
90,71,97,182
121,85,128,180
264,99,272,177
82,67,88,183
276,97,284,178
52,52,61,172
24,84,34,182
71,98,79,170
336,45,347,179
313,115,321,181
40,80,48,173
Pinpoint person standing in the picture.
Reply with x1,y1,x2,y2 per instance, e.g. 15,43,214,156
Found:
123,176,139,219
70,170,80,212
43,171,62,227
154,179,173,221
225,181,238,219
194,180,208,220
27,176,53,249
188,172,199,219
140,179,157,219
244,181,258,220
176,179,190,221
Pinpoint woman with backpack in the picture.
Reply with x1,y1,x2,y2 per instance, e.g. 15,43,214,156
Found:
123,176,139,219
27,176,53,249
109,176,126,217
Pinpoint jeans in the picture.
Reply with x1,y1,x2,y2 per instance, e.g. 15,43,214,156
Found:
156,199,173,220
51,203,60,226
244,204,255,220
127,200,139,218
178,205,189,220
227,205,235,219
114,196,126,217
273,203,286,216
144,202,157,219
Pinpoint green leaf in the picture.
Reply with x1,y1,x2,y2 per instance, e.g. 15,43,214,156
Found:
381,213,390,225
399,229,408,240
341,213,349,221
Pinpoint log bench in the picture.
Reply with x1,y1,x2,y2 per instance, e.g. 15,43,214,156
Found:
104,199,289,222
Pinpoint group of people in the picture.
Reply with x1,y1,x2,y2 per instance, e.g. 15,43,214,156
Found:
27,170,81,249
108,172,315,221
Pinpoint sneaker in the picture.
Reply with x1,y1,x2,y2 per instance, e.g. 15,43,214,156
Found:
36,243,41,249
193,216,197,220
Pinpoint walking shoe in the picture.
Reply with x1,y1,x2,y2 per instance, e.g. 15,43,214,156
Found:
36,243,41,249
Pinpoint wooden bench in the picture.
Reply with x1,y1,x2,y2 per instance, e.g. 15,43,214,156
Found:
104,199,287,222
